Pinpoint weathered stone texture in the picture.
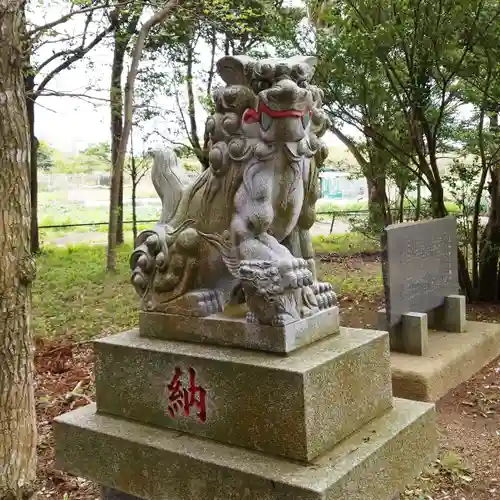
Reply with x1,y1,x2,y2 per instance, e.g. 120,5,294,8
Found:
391,321,500,401
55,398,436,500
94,328,393,462
139,306,340,354
382,217,459,327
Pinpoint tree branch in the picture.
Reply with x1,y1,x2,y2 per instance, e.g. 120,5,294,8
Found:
36,9,95,73
172,78,194,147
206,26,216,101
151,130,192,149
329,124,368,169
33,22,116,100
27,1,130,37
186,43,202,160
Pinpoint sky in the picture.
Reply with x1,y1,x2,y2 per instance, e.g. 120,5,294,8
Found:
36,66,111,153
32,1,349,155
33,9,114,154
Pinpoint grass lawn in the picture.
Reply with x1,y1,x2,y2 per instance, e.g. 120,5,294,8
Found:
33,244,139,340
32,233,382,340
311,232,379,254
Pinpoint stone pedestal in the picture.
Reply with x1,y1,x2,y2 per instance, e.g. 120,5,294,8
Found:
378,294,467,356
139,305,340,354
55,311,436,499
391,321,500,401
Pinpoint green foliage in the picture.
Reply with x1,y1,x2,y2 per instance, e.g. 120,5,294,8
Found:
443,160,487,215
145,0,300,57
317,258,383,300
41,142,112,174
443,159,489,261
312,0,500,212
38,202,161,230
305,0,500,298
311,2,419,226
174,145,195,158
311,232,379,254
398,197,461,215
37,140,55,171
136,0,302,160
316,200,368,214
81,141,111,163
182,160,201,173
314,233,382,299
51,152,105,174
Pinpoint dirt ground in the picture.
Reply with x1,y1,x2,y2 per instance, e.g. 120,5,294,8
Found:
33,253,500,499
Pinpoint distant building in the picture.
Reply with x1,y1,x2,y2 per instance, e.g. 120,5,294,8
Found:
318,171,366,201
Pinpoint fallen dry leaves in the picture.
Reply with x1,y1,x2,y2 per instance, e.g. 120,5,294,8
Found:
403,357,500,500
34,337,99,499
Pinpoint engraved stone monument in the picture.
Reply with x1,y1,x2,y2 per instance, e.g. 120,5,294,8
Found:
378,216,466,356
55,55,436,499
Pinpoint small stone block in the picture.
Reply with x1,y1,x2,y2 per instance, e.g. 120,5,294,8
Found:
378,308,388,331
428,295,466,333
102,487,142,499
401,312,429,356
55,399,436,500
384,311,428,356
94,327,393,462
140,305,340,354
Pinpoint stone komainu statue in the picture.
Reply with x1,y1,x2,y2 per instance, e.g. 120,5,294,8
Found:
130,55,336,327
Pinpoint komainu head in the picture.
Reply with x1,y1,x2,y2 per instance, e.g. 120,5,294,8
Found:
213,55,328,145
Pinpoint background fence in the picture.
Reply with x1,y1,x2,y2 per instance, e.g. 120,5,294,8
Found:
40,208,461,234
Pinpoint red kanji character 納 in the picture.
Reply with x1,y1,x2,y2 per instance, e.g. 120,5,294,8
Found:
166,366,184,418
183,367,207,423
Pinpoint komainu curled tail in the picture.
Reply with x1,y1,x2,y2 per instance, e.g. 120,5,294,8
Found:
150,148,191,225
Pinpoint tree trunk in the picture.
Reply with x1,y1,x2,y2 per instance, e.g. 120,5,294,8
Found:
107,0,178,271
186,44,209,170
477,112,500,301
24,73,39,254
429,181,447,218
415,179,421,220
478,171,500,301
398,184,406,223
458,246,474,301
132,177,138,243
201,28,217,171
471,164,489,292
0,1,37,498
109,8,143,249
366,174,391,228
364,136,391,229
117,174,124,244
110,34,127,247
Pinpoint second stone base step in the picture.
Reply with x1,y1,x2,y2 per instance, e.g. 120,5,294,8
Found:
55,398,436,500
